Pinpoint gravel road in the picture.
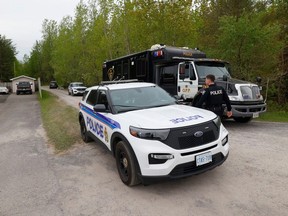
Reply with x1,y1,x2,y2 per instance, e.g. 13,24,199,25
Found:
1,88,287,216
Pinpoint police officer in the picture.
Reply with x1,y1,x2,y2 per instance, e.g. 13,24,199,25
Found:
196,74,232,117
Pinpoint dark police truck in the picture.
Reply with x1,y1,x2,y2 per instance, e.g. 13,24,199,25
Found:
102,44,266,123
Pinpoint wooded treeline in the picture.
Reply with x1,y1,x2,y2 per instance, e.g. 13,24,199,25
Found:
19,0,288,103
0,35,17,82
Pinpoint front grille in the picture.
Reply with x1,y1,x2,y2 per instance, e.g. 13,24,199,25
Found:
169,153,224,177
162,121,219,150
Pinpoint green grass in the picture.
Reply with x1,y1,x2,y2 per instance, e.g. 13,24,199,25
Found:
39,90,82,151
258,111,288,122
257,101,288,123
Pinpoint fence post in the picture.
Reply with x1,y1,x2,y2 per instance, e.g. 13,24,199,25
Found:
38,78,42,99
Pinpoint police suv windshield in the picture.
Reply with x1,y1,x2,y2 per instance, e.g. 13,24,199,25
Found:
110,85,176,113
195,61,230,79
72,83,84,87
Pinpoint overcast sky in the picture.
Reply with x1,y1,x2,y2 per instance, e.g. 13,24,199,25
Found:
0,0,81,60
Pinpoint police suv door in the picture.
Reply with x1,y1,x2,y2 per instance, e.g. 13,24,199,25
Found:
84,89,111,148
178,62,198,100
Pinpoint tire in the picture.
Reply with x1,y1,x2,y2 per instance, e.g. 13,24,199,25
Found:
71,91,74,96
233,117,252,123
115,141,140,186
16,91,19,95
80,117,92,143
68,90,70,95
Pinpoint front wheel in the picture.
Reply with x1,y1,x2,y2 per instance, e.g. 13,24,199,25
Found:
115,141,140,186
80,117,92,143
233,117,252,123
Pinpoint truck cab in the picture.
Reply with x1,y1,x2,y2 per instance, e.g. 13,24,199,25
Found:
103,44,266,122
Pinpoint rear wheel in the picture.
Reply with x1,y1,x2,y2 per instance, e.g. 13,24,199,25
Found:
233,117,252,123
80,117,92,142
115,141,140,186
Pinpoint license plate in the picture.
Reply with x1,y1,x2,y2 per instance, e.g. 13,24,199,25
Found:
196,152,212,166
253,112,259,118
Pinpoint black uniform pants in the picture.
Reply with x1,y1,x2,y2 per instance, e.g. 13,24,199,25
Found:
207,106,223,117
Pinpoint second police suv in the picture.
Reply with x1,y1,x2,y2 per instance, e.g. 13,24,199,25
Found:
79,80,229,186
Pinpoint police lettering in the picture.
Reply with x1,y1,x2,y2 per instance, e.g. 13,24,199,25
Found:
210,89,222,95
170,115,204,124
86,116,104,138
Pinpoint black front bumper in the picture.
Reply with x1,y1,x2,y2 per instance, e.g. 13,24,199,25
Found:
138,152,229,185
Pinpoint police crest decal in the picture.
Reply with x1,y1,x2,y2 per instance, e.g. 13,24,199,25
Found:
108,68,114,81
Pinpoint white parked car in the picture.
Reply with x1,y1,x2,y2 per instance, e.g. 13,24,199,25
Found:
0,86,9,94
79,81,229,186
68,82,87,96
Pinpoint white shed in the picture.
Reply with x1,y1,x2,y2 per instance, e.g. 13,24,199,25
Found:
10,75,36,93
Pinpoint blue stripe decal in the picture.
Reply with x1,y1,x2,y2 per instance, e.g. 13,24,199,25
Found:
80,103,121,130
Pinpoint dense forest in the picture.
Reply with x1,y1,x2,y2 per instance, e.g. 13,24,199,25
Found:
15,0,288,103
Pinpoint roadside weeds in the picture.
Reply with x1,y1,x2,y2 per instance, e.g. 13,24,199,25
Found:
39,90,82,152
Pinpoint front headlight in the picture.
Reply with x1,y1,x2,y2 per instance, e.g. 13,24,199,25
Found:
213,116,221,129
129,126,170,141
229,96,239,101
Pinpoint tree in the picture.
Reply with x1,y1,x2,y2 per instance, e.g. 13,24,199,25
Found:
0,35,17,81
216,14,282,81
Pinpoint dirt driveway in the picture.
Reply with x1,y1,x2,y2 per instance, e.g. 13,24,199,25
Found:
1,89,288,216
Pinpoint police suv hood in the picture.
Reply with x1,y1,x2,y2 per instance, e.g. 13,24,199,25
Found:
118,104,217,129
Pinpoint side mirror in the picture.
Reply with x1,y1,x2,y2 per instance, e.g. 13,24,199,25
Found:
223,75,228,81
93,104,107,112
256,77,262,83
173,95,181,100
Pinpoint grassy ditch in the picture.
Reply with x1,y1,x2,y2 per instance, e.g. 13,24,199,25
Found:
258,111,288,122
39,90,81,151
257,101,288,123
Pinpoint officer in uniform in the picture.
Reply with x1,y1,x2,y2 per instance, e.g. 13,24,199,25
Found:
195,74,232,117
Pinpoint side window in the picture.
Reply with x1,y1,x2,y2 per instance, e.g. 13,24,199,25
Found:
136,58,147,77
82,90,89,101
123,62,128,79
116,63,122,78
86,90,98,106
160,65,177,85
97,90,110,111
190,66,196,80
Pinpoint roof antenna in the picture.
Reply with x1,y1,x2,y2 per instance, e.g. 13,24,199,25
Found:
118,76,125,81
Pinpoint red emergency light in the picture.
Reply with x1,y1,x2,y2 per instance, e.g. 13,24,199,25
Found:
153,50,163,57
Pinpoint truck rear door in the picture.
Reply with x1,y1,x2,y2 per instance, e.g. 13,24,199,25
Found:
157,64,178,96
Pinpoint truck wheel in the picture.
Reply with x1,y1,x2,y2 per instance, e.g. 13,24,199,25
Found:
233,117,252,123
80,118,92,143
68,91,70,95
115,141,140,186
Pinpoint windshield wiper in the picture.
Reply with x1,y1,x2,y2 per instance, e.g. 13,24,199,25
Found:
113,104,143,108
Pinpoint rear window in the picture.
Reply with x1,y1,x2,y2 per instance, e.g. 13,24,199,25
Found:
18,82,31,87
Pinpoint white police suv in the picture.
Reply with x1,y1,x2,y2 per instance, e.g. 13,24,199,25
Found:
79,80,229,186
